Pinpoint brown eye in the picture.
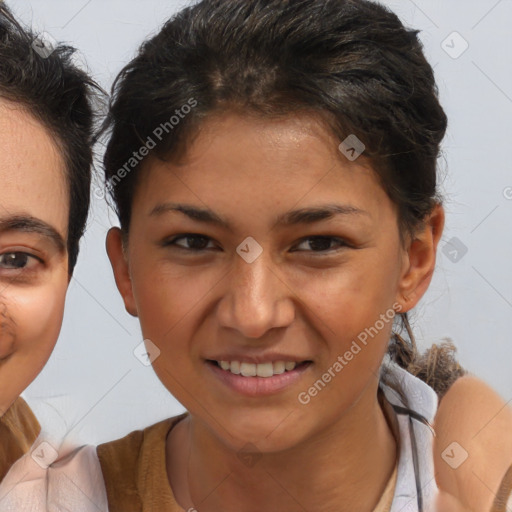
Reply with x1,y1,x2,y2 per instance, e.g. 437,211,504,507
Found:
164,234,216,252
0,252,37,270
293,236,349,253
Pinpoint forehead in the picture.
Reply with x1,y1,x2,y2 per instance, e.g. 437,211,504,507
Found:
0,98,68,236
134,111,396,226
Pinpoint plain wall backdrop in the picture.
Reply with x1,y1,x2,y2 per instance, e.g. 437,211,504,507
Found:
6,0,512,446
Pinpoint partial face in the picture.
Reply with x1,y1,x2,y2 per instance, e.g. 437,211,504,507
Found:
109,111,439,452
0,99,69,415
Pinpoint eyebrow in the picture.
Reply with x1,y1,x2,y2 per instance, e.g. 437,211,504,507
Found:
0,215,66,253
149,202,369,231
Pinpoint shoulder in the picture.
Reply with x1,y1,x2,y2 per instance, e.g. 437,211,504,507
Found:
96,424,145,476
96,413,188,511
0,396,41,480
0,395,40,438
433,375,512,511
96,414,186,470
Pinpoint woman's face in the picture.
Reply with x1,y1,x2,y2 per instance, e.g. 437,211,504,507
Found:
108,111,442,452
0,99,69,415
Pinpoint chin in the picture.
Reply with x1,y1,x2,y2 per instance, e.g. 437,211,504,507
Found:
211,408,308,453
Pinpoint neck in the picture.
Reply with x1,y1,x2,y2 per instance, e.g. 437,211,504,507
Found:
167,385,397,512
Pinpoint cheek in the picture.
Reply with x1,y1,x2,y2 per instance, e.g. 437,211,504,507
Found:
132,263,214,339
289,257,401,406
293,257,400,333
132,269,205,396
0,302,16,358
3,281,68,362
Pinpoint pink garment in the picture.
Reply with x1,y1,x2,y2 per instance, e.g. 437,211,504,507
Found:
0,433,107,512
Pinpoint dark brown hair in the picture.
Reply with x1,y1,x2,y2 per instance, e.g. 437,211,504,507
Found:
0,3,102,273
100,0,465,397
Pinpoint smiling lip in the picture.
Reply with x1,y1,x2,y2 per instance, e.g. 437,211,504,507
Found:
205,353,310,364
206,360,312,397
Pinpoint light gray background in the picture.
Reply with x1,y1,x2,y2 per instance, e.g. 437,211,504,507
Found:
7,0,512,446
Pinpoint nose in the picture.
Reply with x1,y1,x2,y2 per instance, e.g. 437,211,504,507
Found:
216,249,295,339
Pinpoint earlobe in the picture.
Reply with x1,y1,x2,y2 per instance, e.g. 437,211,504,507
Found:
396,204,445,312
106,227,138,317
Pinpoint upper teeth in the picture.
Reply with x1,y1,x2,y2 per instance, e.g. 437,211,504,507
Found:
218,360,297,377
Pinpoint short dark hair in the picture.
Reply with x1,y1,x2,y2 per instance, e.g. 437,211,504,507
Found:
0,2,101,274
101,0,465,396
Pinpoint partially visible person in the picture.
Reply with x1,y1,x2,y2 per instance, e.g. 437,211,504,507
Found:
0,3,105,510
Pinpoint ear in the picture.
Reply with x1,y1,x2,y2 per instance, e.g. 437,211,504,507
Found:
106,227,138,317
396,204,445,312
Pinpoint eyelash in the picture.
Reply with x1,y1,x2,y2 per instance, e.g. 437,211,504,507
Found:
163,234,350,254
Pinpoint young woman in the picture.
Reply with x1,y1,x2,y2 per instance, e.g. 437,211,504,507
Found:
94,0,512,510
0,3,104,508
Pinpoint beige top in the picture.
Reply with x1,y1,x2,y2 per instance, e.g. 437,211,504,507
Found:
97,393,400,512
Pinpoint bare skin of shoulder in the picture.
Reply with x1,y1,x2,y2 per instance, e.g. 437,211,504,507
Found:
433,375,512,512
